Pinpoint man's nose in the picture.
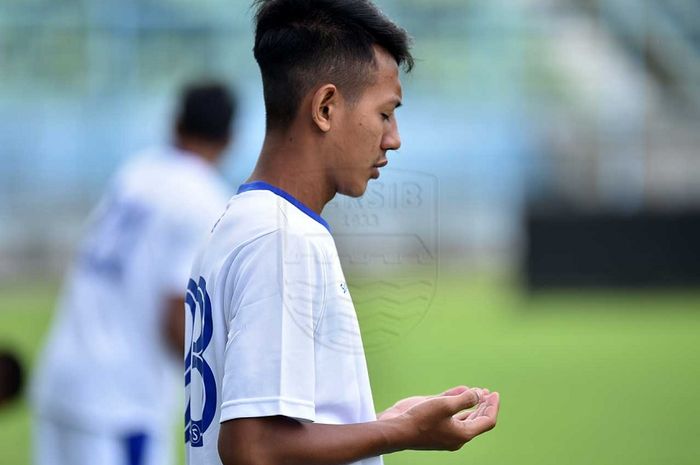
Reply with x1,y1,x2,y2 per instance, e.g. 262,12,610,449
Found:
382,125,401,151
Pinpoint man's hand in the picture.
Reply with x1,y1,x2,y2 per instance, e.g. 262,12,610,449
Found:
387,386,500,451
377,386,475,420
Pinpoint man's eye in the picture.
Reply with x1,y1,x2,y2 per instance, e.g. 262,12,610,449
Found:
381,113,390,121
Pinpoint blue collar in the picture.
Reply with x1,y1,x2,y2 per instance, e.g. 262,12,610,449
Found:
237,181,331,233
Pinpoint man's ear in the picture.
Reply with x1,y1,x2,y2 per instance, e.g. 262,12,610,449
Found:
311,84,337,133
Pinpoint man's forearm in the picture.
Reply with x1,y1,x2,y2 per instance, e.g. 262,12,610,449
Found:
219,389,499,465
219,416,410,465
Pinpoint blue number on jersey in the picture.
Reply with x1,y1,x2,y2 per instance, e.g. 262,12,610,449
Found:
184,277,217,447
79,194,151,280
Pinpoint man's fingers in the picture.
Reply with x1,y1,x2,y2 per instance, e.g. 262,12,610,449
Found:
443,388,483,414
453,409,473,421
459,407,483,422
450,393,500,441
466,392,500,431
452,396,489,421
453,392,499,422
440,385,489,399
440,385,470,397
461,413,497,435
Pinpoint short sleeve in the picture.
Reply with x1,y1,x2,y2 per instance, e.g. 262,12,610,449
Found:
219,228,327,423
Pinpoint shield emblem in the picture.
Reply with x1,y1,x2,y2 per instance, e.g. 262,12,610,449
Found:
323,169,438,353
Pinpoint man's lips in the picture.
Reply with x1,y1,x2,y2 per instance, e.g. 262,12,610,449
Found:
373,159,389,168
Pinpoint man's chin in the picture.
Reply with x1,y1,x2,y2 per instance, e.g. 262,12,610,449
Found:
339,180,370,198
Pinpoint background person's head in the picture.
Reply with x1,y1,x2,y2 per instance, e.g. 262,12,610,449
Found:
174,81,237,164
253,0,413,197
0,350,23,407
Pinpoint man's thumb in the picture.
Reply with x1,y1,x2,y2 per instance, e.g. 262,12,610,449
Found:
440,385,469,397
445,388,481,413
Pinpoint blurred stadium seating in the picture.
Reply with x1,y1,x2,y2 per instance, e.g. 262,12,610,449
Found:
1,0,699,280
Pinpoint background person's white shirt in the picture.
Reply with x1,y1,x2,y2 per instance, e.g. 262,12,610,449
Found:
185,182,382,465
33,146,231,432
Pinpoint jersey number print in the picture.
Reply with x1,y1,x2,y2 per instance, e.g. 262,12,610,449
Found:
185,277,217,447
80,195,151,280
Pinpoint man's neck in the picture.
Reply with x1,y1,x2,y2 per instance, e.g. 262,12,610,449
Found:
248,132,335,215
174,137,221,165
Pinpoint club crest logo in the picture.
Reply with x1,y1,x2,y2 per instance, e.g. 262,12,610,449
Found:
320,170,438,353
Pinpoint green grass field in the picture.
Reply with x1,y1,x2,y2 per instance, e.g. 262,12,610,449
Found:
1,277,699,465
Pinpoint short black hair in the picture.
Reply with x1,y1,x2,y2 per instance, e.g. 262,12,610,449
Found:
0,351,23,403
175,82,237,142
253,0,413,130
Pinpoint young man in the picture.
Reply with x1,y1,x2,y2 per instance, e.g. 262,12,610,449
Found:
185,1,500,464
32,82,236,465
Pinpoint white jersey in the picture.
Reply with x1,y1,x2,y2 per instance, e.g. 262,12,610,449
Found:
33,146,230,432
185,181,382,465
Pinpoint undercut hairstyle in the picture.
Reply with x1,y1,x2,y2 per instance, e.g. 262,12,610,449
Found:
0,351,23,403
253,0,414,130
175,82,237,143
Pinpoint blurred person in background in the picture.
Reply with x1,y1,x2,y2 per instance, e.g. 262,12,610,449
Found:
0,350,24,407
31,82,237,465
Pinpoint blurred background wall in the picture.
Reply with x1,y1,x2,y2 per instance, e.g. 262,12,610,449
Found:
3,0,698,283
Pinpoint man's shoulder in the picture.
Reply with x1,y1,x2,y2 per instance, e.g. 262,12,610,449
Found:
119,148,229,221
213,190,332,251
160,153,230,204
230,189,332,235
192,200,330,287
